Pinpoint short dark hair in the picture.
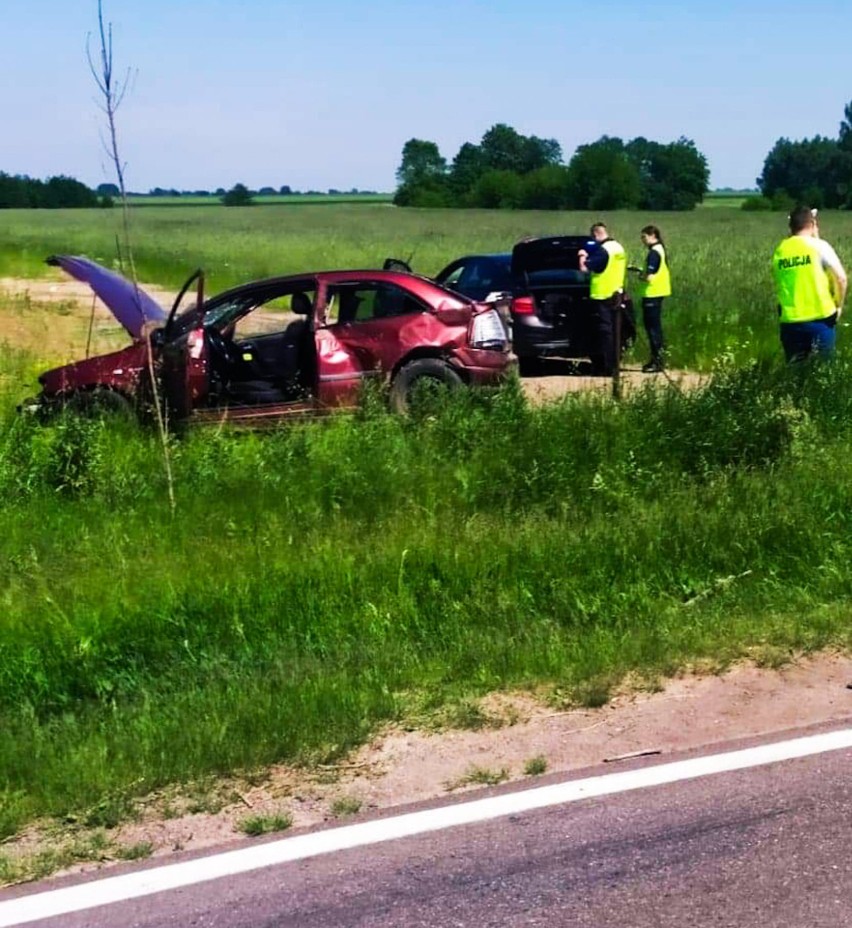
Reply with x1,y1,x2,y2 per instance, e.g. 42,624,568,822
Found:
788,206,816,234
590,222,607,235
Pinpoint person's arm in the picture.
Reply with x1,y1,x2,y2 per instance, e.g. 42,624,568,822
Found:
642,247,662,282
817,239,847,311
585,248,609,274
833,270,848,314
831,260,847,309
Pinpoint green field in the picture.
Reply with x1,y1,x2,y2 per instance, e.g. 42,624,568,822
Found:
699,193,752,209
2,201,846,371
0,204,851,872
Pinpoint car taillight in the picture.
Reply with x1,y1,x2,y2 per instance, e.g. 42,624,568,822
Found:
470,308,509,350
512,296,535,315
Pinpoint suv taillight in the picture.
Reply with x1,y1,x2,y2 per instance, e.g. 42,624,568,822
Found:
512,296,535,315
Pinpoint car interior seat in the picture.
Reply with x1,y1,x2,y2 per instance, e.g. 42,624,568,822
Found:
282,292,315,393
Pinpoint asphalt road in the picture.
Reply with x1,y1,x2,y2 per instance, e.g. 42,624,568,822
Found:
5,727,851,928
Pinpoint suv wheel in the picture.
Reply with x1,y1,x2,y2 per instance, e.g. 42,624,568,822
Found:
389,359,463,415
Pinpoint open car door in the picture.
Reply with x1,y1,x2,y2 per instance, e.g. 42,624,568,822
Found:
159,270,211,420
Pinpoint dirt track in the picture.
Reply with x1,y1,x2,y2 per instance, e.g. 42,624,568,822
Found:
520,360,705,402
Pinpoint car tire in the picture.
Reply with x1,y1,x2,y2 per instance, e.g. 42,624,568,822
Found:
518,356,544,377
389,359,464,415
66,389,136,422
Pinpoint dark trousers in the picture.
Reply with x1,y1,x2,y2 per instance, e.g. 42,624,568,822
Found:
642,297,665,364
780,316,837,363
590,295,619,375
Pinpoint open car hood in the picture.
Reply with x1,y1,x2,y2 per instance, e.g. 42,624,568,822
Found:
510,236,590,277
47,255,168,339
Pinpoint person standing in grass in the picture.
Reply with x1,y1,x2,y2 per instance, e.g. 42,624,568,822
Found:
630,225,671,373
578,222,627,376
773,206,847,362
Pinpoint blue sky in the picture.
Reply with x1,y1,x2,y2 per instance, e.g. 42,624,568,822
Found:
3,0,851,193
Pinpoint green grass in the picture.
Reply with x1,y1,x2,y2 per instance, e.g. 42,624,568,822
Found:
237,813,293,836
1,206,852,845
2,203,847,369
699,193,753,209
524,756,548,776
330,796,362,818
1,349,852,836
447,766,510,790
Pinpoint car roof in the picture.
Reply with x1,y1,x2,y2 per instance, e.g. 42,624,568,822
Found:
197,268,474,316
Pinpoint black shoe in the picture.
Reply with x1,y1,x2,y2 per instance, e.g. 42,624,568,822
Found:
642,361,664,373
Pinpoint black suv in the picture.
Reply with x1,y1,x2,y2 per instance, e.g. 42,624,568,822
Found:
435,236,634,373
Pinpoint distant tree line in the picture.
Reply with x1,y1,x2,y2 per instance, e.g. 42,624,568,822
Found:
125,185,380,199
751,100,852,210
393,124,710,210
0,173,103,209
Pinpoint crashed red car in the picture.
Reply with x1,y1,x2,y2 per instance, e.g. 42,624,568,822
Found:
26,256,516,424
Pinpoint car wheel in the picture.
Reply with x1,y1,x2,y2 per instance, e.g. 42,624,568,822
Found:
518,356,545,377
66,389,136,422
389,359,464,415
588,354,610,376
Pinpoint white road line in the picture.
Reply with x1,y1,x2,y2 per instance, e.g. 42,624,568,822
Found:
2,727,851,927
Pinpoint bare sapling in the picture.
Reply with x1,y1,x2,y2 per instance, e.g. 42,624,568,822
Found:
87,0,175,512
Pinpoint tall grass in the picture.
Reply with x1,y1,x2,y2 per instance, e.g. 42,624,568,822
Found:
2,204,850,368
2,341,852,834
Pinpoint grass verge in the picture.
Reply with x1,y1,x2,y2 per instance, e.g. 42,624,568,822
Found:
0,351,851,841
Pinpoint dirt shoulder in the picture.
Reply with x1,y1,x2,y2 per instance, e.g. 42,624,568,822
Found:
5,653,851,884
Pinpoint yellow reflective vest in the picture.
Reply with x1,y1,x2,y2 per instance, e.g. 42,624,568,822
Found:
773,235,836,324
589,240,626,300
640,243,672,298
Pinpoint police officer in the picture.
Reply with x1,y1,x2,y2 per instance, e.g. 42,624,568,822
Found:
578,222,627,375
634,224,672,372
773,206,847,362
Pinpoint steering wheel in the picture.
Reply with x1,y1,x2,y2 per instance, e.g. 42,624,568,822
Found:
205,327,240,376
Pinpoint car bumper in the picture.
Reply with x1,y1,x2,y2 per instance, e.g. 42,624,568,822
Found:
17,395,43,416
450,348,517,385
511,316,587,359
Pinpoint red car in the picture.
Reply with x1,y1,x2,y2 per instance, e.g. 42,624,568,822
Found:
27,256,515,424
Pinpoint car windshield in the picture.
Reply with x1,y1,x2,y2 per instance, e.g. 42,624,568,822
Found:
169,278,317,337
203,295,257,329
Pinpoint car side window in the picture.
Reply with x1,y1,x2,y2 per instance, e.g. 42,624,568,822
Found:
325,283,425,326
438,263,466,288
231,290,315,339
454,260,511,300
